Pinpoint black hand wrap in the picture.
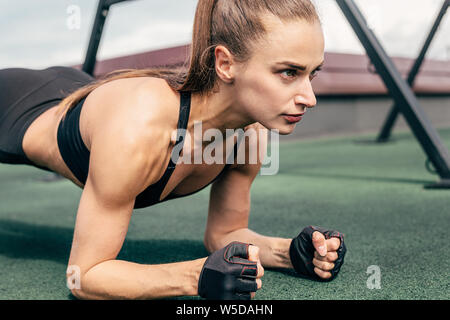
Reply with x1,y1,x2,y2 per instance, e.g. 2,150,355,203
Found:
289,226,346,282
198,242,258,300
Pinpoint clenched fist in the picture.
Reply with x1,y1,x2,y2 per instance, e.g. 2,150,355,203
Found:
289,226,346,281
198,242,264,300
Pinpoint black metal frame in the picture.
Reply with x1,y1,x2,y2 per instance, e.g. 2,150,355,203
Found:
82,0,134,75
336,0,450,188
377,0,449,142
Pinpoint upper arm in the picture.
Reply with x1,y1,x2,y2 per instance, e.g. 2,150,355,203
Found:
205,123,268,239
67,87,171,276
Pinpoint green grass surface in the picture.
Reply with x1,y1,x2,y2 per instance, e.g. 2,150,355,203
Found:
1,129,449,300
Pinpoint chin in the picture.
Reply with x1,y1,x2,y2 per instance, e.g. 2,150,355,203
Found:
263,122,296,135
278,126,296,135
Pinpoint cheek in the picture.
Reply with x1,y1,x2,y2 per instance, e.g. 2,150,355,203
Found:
235,73,290,114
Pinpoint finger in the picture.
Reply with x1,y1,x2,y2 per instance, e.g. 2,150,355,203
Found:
314,251,338,262
239,260,262,279
226,242,251,260
312,258,335,271
256,278,262,290
314,267,332,280
235,278,257,293
241,262,263,279
246,245,264,278
312,231,327,257
226,243,258,274
325,238,341,252
255,261,264,279
240,265,258,278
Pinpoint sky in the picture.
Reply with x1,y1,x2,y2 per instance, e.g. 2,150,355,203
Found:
0,0,449,69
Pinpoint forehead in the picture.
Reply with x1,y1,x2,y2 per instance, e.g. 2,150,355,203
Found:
251,14,324,66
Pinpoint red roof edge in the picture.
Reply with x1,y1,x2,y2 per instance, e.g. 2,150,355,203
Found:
72,44,450,96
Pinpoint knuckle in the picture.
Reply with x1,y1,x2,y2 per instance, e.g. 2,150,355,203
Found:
249,245,260,258
313,258,332,270
251,245,260,253
314,267,321,276
312,231,322,241
332,238,341,249
315,267,331,279
258,265,265,278
329,252,338,261
314,267,330,279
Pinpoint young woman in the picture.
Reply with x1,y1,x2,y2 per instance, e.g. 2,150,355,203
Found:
0,0,346,300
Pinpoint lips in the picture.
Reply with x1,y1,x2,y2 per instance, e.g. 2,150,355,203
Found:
285,113,305,117
283,114,303,123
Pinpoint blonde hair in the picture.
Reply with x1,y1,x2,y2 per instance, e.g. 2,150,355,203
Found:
58,0,319,118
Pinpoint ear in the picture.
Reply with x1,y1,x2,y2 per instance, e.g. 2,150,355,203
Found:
214,45,235,84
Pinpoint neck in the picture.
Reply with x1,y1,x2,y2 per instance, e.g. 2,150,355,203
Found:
188,84,255,137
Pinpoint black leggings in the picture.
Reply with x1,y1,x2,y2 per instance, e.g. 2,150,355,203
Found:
0,66,94,169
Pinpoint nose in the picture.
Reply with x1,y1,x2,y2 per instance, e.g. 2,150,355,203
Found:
294,79,317,110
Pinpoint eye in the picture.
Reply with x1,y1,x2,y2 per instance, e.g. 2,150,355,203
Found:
310,67,322,80
280,69,298,79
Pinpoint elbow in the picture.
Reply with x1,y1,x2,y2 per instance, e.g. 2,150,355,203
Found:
66,265,91,300
67,276,87,300
70,288,86,300
203,235,215,254
67,277,98,300
204,231,227,254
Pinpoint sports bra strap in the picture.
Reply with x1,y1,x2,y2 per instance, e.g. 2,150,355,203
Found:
133,91,191,207
167,91,191,170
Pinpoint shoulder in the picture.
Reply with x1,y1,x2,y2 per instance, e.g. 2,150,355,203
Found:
87,78,180,205
89,77,180,148
119,77,179,134
88,77,179,131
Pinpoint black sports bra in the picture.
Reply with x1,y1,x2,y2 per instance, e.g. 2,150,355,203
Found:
57,91,238,209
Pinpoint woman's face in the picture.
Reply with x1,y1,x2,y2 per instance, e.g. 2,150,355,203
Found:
233,15,325,135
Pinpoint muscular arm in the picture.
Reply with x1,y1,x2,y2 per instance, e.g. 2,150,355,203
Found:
204,124,293,270
70,177,206,300
68,87,206,300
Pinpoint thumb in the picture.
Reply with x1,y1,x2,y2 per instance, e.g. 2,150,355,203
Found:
312,231,327,257
248,245,264,278
247,245,260,262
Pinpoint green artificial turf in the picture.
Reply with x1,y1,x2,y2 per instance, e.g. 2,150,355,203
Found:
0,128,449,300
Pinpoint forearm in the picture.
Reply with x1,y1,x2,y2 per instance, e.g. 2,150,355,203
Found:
71,258,206,300
207,228,293,269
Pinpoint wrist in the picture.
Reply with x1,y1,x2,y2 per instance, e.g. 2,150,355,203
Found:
188,257,207,296
260,237,294,269
273,238,294,269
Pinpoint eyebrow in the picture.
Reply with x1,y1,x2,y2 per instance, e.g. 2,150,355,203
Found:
276,61,324,71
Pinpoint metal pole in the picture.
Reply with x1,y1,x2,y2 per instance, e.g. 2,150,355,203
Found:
82,0,131,76
377,0,449,142
336,0,450,186
82,0,108,75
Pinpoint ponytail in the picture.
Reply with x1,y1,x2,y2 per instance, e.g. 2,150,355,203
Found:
178,0,218,94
